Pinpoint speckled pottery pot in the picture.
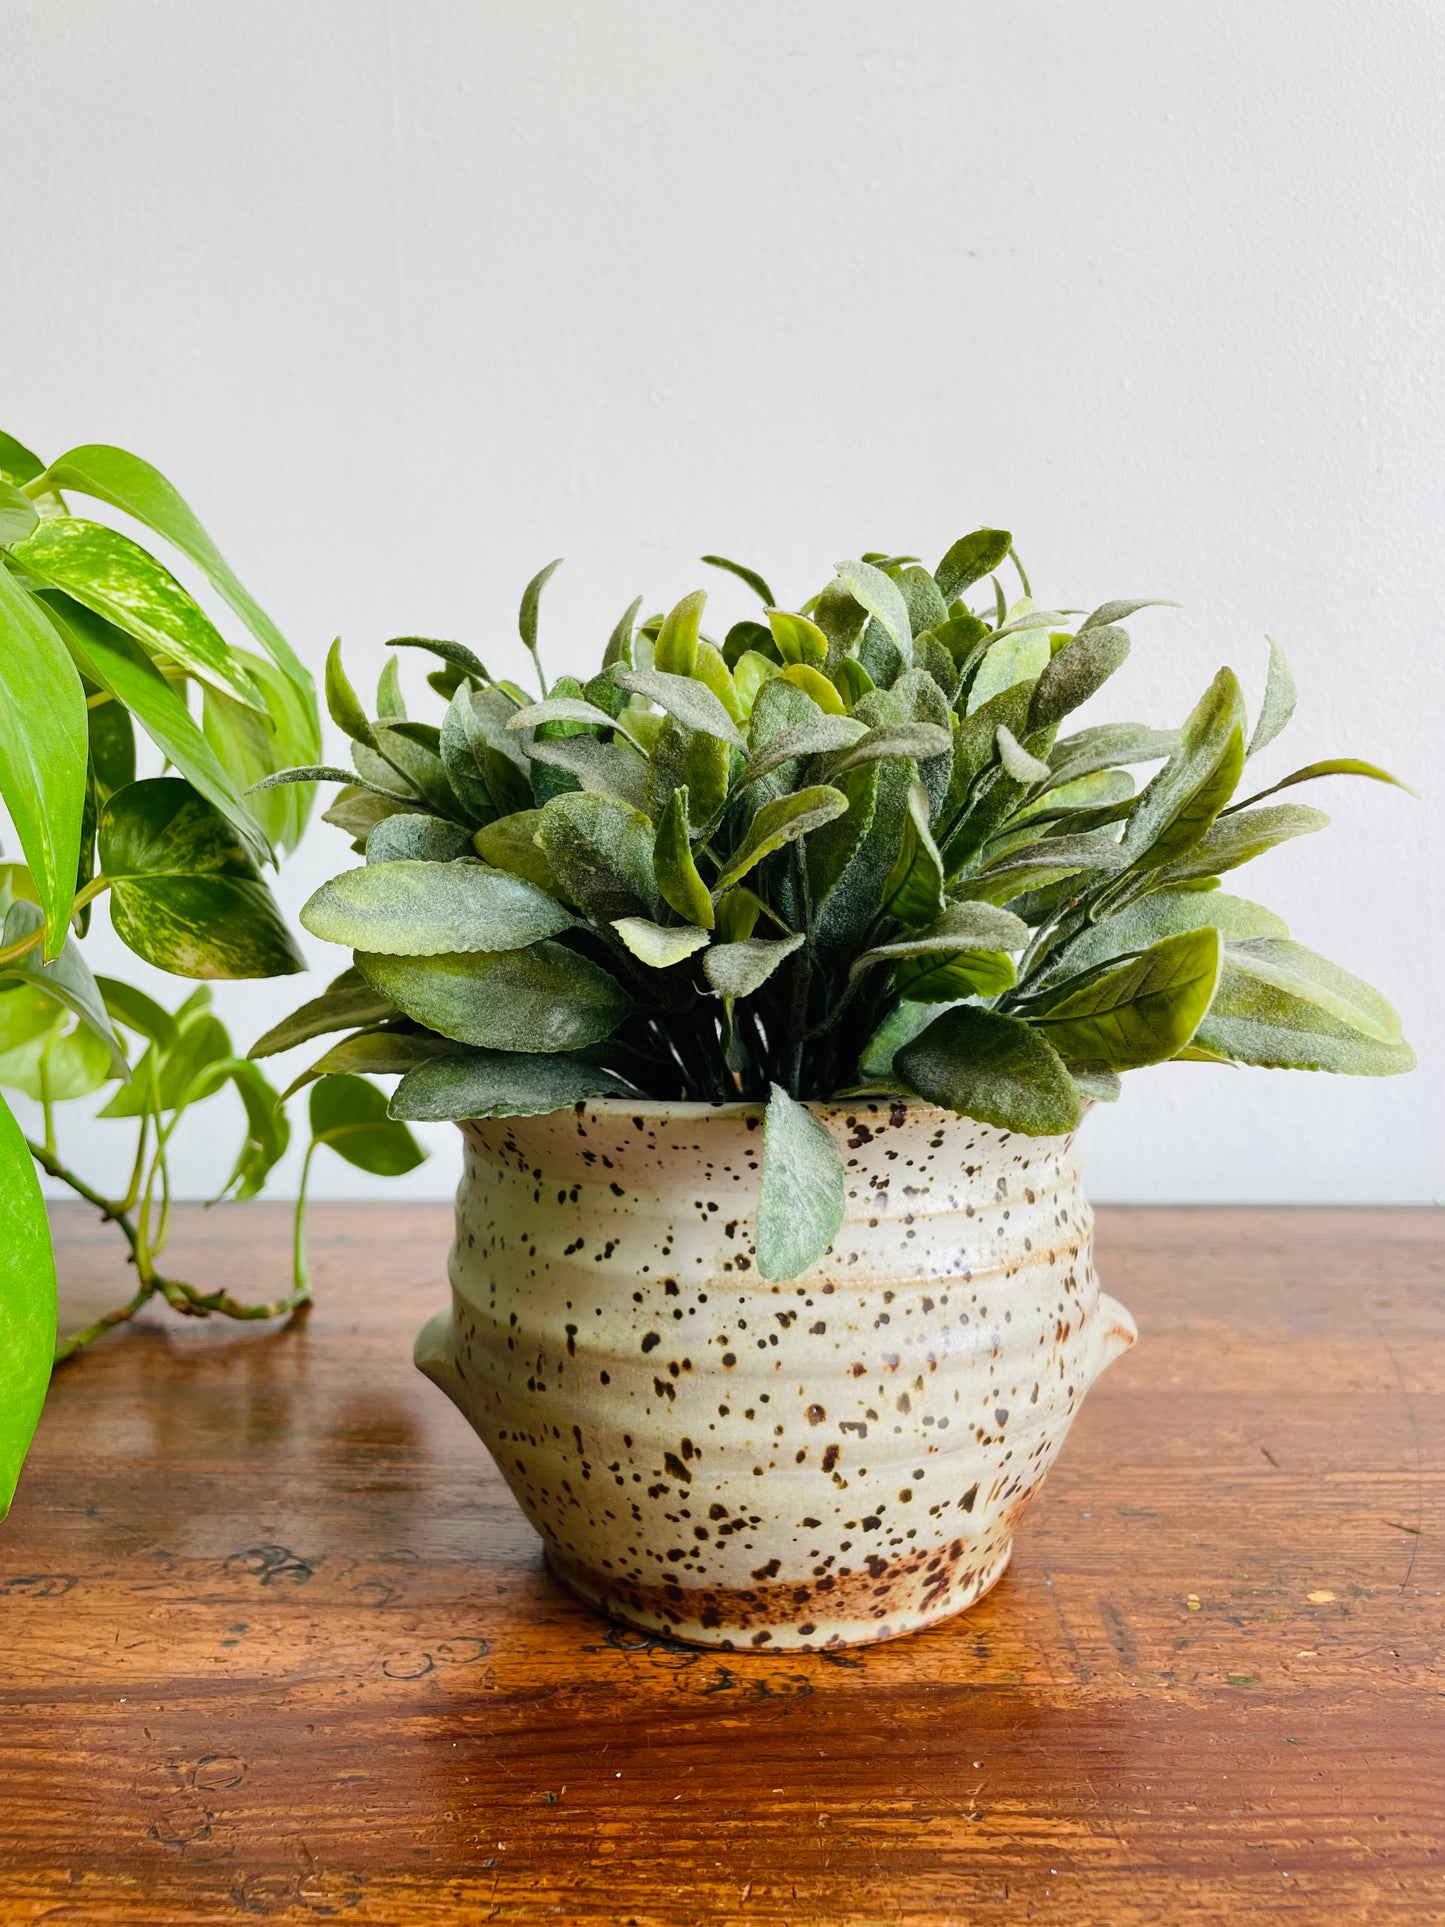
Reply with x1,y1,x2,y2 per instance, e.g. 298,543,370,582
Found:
414,1097,1135,1651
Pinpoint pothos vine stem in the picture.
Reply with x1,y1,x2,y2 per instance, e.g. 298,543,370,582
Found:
27,1134,313,1361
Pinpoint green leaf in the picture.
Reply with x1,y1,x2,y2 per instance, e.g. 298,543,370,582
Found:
391,634,493,684
0,904,128,1079
811,759,911,956
852,901,1029,976
507,695,620,735
601,593,643,670
894,1005,1080,1134
962,833,1127,904
1121,668,1246,870
321,785,419,843
202,678,309,856
519,557,564,676
646,717,732,829
470,694,534,818
325,639,377,749
256,763,411,803
995,724,1051,784
473,809,560,895
1040,888,1287,984
739,714,866,788
1028,624,1131,731
302,858,571,957
1247,637,1296,756
365,813,474,863
1046,723,1179,790
704,932,804,999
701,555,776,606
249,968,395,1059
357,942,630,1052
653,589,707,676
391,1048,634,1121
1213,939,1401,1042
0,567,88,956
966,613,1053,714
1012,767,1135,828
766,609,829,667
897,566,948,641
936,529,1012,601
1072,1066,1122,1103
100,777,305,978
834,560,912,665
0,1014,113,1103
611,917,710,968
0,984,63,1057
281,1028,455,1101
1223,758,1415,815
43,592,271,865
691,640,746,725
653,788,715,929
712,785,849,894
1029,928,1222,1068
715,886,764,943
828,721,952,777
0,1088,56,1519
1194,944,1415,1075
95,975,179,1051
12,518,265,711
894,948,1017,1001
171,1054,292,1201
883,783,945,926
756,1086,845,1282
86,687,136,801
1077,598,1178,634
376,654,406,719
309,1074,426,1176
99,997,230,1117
1155,802,1328,884
32,443,312,692
536,792,660,920
0,432,45,486
371,721,463,818
0,478,39,545
745,672,821,753
438,686,498,825
856,998,954,1085
615,668,745,748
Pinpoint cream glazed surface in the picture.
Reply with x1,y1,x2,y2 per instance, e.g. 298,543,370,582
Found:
415,1097,1136,1650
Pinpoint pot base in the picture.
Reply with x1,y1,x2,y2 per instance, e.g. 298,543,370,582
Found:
545,1537,1015,1652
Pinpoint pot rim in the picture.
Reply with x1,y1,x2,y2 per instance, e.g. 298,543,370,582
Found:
451,1093,1088,1132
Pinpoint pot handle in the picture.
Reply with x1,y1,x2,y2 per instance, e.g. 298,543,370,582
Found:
1088,1290,1138,1383
414,1305,467,1411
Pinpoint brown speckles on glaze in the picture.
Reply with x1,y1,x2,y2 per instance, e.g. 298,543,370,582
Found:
413,1098,1136,1651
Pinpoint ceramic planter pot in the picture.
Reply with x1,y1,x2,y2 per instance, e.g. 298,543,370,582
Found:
415,1097,1135,1651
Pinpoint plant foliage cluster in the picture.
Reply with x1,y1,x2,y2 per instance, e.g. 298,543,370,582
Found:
261,534,1414,1283
0,436,420,1514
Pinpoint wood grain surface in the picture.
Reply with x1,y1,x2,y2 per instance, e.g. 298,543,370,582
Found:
1,1203,1440,1925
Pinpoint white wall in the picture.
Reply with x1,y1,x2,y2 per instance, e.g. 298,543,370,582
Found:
3,0,1441,1204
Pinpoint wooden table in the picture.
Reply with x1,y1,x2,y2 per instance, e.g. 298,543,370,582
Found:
1,1204,1440,1924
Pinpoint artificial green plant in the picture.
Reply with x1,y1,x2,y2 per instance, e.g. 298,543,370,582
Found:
256,533,1414,1287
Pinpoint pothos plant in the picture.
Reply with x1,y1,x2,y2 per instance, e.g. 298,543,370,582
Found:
255,532,1414,1286
0,434,421,1518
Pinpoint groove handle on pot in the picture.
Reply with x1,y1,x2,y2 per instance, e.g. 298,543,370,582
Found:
1089,1291,1138,1383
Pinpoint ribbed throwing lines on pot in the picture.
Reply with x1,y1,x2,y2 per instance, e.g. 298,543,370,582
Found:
415,1097,1135,1650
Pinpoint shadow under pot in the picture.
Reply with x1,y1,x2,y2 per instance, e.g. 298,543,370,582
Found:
415,1096,1134,1651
